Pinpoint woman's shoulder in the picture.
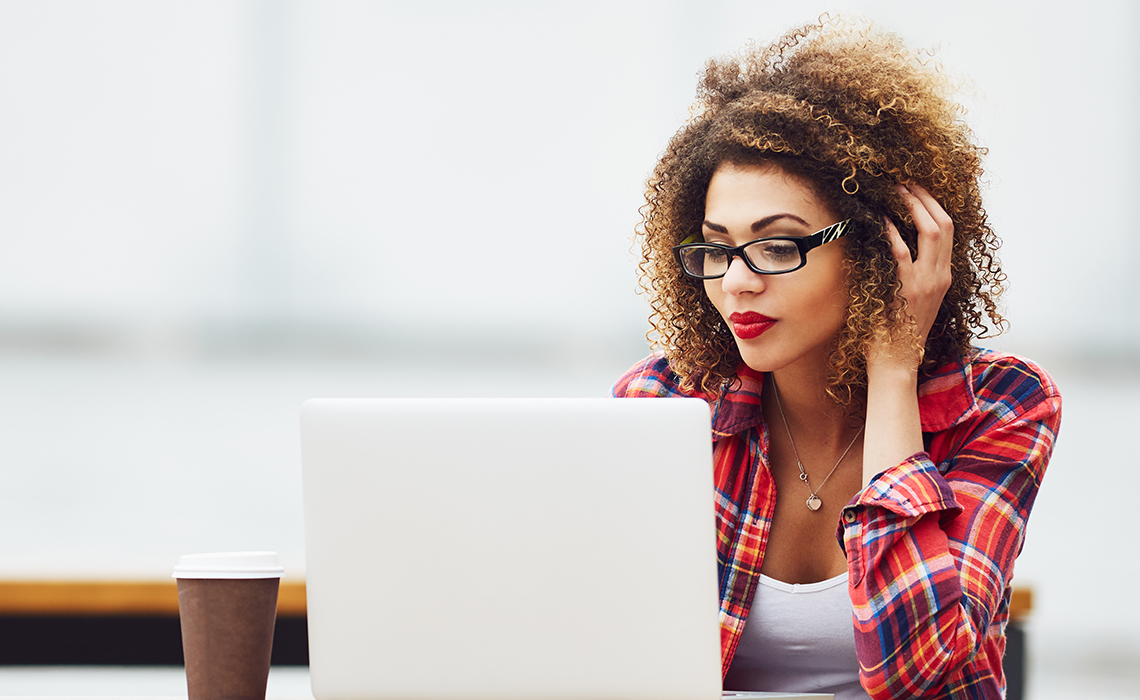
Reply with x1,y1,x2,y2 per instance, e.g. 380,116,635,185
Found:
919,347,1061,434
611,354,705,399
967,347,1061,402
964,347,1063,425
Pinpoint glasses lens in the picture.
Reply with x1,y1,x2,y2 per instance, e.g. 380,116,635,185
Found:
679,246,729,278
743,239,802,273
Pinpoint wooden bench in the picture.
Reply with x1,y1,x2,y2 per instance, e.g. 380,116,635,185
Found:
0,580,308,665
0,580,307,617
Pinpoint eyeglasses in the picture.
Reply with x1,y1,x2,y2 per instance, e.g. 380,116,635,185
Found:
672,219,852,279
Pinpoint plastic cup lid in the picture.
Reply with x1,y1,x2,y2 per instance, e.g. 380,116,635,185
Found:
172,551,285,579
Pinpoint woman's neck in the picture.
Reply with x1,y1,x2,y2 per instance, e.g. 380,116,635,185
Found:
764,365,863,450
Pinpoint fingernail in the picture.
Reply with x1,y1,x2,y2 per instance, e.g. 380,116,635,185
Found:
896,184,909,195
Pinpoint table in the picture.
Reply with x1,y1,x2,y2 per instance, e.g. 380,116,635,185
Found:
0,666,312,698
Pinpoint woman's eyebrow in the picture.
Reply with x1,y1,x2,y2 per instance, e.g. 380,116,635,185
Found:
703,213,812,234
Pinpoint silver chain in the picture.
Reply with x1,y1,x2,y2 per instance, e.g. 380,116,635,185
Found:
771,377,864,511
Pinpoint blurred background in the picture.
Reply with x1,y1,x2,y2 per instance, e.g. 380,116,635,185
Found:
0,0,1136,697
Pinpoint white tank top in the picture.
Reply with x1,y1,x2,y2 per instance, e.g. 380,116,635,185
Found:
722,572,870,700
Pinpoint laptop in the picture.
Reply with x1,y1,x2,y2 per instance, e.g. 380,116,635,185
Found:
300,397,832,700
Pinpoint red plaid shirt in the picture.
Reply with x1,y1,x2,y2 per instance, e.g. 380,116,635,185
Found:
613,348,1061,700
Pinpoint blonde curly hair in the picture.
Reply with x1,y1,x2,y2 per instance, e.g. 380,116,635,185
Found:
638,17,1005,401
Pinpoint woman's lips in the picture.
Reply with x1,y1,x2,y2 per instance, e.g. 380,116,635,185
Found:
729,312,776,339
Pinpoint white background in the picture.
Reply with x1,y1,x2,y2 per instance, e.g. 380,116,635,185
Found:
0,1,1137,698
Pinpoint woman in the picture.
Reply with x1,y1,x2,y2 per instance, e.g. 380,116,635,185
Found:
613,18,1062,700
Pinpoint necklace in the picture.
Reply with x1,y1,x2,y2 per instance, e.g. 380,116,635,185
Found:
771,378,864,512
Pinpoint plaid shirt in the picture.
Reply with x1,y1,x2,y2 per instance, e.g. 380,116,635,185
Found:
613,348,1061,700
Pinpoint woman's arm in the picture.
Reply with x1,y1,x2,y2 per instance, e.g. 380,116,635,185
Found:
862,184,953,487
852,184,1062,698
845,361,1060,698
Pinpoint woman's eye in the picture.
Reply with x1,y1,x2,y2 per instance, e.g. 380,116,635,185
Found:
704,248,730,264
756,242,798,261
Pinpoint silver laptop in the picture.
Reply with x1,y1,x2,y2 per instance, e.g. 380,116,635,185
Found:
300,397,830,700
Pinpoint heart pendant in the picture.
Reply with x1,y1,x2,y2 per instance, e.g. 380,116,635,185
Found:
806,495,822,511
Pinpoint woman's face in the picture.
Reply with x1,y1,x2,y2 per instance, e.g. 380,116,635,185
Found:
701,162,849,376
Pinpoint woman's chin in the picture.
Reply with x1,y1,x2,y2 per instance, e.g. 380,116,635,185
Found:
735,346,782,374
734,337,835,377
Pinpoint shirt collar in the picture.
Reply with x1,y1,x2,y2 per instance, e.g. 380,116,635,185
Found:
915,349,981,433
709,351,980,439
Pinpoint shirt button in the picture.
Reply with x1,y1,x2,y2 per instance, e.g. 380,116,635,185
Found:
843,510,857,524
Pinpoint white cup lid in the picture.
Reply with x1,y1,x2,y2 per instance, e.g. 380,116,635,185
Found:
172,551,285,579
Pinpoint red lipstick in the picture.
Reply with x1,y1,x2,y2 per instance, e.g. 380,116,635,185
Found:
729,312,775,339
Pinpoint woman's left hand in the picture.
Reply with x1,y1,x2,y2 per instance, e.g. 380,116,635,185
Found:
868,183,955,368
861,183,955,484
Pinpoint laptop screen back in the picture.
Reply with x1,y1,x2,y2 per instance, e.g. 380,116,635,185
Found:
301,397,722,700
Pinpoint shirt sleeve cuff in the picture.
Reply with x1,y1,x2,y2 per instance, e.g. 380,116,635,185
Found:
852,452,963,519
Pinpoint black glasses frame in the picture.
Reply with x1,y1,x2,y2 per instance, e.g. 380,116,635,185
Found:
672,219,852,279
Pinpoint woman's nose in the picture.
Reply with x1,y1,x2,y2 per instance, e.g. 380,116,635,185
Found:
720,256,767,295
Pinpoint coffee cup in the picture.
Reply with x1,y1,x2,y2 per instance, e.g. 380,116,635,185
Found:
173,551,285,700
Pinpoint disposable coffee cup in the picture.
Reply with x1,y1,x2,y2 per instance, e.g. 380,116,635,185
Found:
174,551,285,700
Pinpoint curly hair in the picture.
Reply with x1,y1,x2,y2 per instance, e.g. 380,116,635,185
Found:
638,16,1006,402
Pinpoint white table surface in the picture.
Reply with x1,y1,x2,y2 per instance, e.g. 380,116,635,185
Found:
0,666,313,699
0,668,830,700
